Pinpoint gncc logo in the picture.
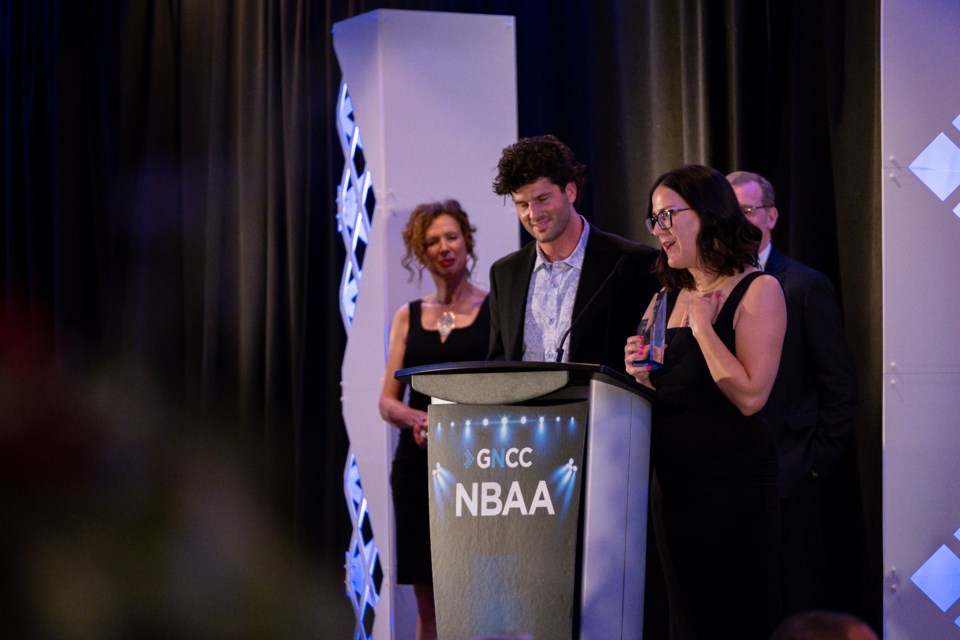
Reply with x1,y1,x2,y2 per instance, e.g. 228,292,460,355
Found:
455,446,554,517
471,446,533,469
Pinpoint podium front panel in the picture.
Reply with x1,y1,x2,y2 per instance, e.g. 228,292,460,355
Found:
428,402,589,640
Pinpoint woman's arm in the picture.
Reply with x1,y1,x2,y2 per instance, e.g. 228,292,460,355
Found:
688,275,786,415
379,303,429,444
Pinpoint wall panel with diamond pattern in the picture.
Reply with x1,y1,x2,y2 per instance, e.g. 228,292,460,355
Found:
882,0,960,636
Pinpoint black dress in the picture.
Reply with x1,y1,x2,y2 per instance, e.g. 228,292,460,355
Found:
648,272,782,639
391,297,490,585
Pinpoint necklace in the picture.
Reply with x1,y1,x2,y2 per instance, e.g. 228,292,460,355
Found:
431,285,473,338
430,295,458,338
437,310,456,337
694,274,729,294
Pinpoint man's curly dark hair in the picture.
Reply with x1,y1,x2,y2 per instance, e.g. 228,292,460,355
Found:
492,135,587,204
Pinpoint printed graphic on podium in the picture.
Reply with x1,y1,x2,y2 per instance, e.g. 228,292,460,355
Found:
427,401,588,640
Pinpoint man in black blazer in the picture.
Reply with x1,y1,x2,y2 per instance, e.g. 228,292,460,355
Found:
488,135,658,371
728,170,859,614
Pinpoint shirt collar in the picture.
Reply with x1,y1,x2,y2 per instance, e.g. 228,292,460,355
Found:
533,216,590,272
758,243,772,271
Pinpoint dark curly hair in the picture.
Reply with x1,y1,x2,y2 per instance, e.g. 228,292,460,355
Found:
492,134,587,205
401,199,477,282
649,164,760,291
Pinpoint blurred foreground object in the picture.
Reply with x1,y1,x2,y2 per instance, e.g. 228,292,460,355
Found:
1,305,325,640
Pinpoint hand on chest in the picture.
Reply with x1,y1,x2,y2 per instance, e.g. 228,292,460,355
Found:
670,289,727,329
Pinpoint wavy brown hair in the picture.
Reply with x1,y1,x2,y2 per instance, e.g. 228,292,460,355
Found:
401,199,477,281
492,134,587,205
649,164,760,291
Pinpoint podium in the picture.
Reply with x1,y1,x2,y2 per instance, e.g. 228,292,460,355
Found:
397,361,653,640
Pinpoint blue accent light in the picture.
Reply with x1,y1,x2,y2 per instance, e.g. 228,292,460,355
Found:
347,538,366,596
533,423,548,449
432,462,455,515
911,544,960,612
955,527,960,542
498,416,511,443
954,112,960,132
549,459,579,521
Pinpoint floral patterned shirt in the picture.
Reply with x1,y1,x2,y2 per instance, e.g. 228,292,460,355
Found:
522,219,590,362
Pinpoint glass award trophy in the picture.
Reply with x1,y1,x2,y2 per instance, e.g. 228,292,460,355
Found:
632,290,667,370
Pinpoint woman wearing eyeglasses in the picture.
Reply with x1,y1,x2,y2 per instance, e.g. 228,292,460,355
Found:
624,165,787,639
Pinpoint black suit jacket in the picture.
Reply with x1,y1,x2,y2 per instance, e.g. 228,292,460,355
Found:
487,225,659,372
764,247,858,497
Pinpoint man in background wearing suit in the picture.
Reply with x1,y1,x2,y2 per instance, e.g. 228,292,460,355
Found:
487,134,658,370
728,170,859,615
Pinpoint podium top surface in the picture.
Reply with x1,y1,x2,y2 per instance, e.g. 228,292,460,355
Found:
396,360,653,405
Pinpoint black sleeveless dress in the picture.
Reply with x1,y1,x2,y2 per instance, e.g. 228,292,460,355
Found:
391,297,490,584
648,272,782,638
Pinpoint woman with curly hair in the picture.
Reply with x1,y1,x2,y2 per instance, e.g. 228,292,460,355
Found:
378,199,489,640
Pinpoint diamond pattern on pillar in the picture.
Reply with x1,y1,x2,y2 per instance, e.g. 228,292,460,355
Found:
344,452,381,640
336,82,376,329
337,82,380,639
911,544,960,612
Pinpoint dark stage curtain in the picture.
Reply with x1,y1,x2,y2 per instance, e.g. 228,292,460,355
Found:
2,0,881,635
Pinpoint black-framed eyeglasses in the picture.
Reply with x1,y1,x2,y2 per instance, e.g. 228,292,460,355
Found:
741,204,772,215
645,207,692,233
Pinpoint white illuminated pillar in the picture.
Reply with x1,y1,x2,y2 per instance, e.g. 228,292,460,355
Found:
333,10,518,639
